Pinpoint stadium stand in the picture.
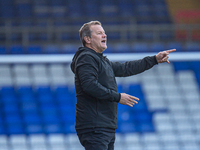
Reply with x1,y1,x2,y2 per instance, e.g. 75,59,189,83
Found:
0,0,199,149
0,60,199,149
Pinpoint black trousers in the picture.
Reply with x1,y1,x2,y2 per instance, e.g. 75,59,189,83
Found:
77,130,115,150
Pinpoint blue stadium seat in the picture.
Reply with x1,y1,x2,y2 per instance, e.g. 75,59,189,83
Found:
190,61,200,74
38,93,54,103
67,1,82,17
37,86,52,94
132,43,148,52
40,103,57,114
117,122,137,133
185,42,200,51
128,84,143,97
117,84,124,93
63,122,76,133
138,32,154,41
0,45,6,54
0,34,6,43
60,44,77,54
4,103,19,114
118,2,135,17
18,86,33,94
7,124,24,134
160,31,174,40
0,5,15,18
19,94,35,102
25,124,43,134
5,114,22,124
1,86,15,94
16,3,32,18
23,113,41,124
43,45,59,54
58,103,76,113
114,43,131,53
58,33,71,41
10,45,24,54
84,3,99,17
27,45,42,54
117,110,135,123
150,42,165,52
173,62,190,72
1,95,17,103
168,42,183,52
42,115,60,124
50,0,65,6
134,112,152,123
44,124,62,134
0,125,5,134
21,102,38,113
137,122,154,132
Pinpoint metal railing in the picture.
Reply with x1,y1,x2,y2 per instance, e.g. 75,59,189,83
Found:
0,18,199,47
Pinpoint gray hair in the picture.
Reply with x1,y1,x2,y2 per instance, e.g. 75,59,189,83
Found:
79,21,101,46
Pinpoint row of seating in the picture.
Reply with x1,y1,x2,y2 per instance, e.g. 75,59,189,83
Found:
0,60,199,135
0,0,170,25
0,42,199,54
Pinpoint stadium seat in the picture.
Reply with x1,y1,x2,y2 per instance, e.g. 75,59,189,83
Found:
44,124,62,134
173,61,190,71
43,45,60,54
27,45,42,54
60,44,77,54
4,113,22,125
84,3,99,17
10,45,24,54
16,3,32,18
23,114,42,124
37,93,54,103
150,42,165,52
26,124,43,134
132,43,148,52
18,86,33,95
168,42,183,52
114,43,131,53
185,42,200,51
117,122,137,133
6,124,24,134
20,101,38,114
3,103,19,114
67,1,82,17
0,86,15,95
1,95,17,103
0,45,6,54
63,122,76,133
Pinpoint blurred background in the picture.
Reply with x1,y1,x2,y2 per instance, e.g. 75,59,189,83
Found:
0,0,200,150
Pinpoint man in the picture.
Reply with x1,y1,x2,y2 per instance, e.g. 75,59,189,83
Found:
71,21,175,150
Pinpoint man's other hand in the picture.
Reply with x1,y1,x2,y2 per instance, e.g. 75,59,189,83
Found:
119,93,139,107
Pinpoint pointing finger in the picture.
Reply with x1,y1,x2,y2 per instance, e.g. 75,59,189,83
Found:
166,49,176,54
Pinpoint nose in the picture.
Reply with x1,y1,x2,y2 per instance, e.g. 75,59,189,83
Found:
103,33,107,38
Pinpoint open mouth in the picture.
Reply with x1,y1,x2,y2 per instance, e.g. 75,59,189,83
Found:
101,40,106,43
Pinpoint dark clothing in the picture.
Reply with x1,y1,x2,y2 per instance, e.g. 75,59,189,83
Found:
78,130,115,150
71,47,158,133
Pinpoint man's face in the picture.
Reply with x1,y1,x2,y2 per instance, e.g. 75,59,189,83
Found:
89,25,107,53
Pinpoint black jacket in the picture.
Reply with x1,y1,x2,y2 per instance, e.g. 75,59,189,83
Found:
71,47,158,132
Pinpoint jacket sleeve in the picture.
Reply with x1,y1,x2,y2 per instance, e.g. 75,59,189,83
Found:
111,55,158,77
76,54,120,102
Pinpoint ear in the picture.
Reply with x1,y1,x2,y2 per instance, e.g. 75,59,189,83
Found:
84,36,91,44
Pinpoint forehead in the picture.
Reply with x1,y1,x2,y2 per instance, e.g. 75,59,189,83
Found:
90,25,105,32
